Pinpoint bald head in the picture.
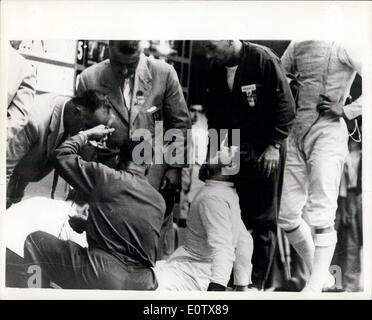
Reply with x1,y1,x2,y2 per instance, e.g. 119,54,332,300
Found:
202,40,242,67
109,40,142,80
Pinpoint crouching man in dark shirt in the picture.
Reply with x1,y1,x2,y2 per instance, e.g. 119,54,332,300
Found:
24,125,166,290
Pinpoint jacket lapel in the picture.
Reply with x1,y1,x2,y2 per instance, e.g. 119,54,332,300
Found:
234,42,249,94
100,63,129,124
130,54,152,124
46,96,68,160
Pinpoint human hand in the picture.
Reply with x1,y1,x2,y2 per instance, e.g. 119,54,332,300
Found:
83,124,115,141
258,145,280,177
68,213,88,234
161,167,182,190
317,94,344,118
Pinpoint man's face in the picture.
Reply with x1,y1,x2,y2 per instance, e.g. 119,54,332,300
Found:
189,105,203,125
109,45,141,81
82,106,113,129
202,41,234,66
66,106,113,136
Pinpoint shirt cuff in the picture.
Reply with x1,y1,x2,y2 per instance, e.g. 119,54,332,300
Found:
78,131,89,144
233,266,251,286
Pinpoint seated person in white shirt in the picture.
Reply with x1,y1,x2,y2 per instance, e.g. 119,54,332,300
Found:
154,147,253,291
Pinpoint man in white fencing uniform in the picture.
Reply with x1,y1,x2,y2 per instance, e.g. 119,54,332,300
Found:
155,147,253,291
278,41,362,292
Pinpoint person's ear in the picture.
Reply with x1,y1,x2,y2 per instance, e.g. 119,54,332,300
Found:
73,105,82,116
81,203,90,217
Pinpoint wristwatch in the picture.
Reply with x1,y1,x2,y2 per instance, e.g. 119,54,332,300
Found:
271,143,281,150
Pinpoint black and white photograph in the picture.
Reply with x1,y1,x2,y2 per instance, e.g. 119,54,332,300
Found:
0,1,371,302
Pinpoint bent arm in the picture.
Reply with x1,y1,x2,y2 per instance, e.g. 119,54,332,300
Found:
199,197,235,288
337,43,362,120
54,133,103,196
262,54,296,146
7,50,37,155
163,66,191,167
233,221,253,286
6,122,37,184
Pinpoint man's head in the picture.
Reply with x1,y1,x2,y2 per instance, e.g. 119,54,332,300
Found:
201,40,242,66
199,146,239,182
189,104,204,125
118,139,153,174
109,40,141,81
64,90,113,136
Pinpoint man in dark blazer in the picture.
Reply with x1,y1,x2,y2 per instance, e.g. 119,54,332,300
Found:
6,90,114,208
24,127,166,290
202,40,296,290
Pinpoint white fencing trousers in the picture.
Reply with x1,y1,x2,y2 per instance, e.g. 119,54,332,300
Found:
279,116,349,231
153,246,211,291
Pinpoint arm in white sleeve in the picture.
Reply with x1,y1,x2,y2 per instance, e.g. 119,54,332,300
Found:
337,42,362,120
6,120,37,183
198,196,235,287
343,96,362,120
7,46,37,129
233,220,253,286
281,41,296,75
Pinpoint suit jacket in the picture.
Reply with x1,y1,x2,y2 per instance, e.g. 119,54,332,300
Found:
7,93,69,183
77,54,191,189
206,41,295,155
7,45,37,160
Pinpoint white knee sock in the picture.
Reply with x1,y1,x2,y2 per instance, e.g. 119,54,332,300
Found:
303,231,337,292
285,220,315,273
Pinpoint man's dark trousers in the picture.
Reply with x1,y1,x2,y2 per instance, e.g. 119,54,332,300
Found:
234,143,286,289
24,231,158,290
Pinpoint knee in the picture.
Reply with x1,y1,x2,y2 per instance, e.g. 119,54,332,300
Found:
278,198,304,231
278,211,302,232
25,231,47,245
303,207,336,230
313,229,337,247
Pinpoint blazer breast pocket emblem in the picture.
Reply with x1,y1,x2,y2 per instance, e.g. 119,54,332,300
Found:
241,84,258,107
135,90,145,105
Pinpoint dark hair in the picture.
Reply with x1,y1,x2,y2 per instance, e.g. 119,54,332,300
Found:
71,90,113,113
119,139,153,165
109,40,140,55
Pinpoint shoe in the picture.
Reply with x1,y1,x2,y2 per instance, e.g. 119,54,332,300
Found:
247,284,262,292
302,273,336,292
322,272,336,291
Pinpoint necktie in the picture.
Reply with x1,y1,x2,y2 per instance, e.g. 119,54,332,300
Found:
123,78,132,110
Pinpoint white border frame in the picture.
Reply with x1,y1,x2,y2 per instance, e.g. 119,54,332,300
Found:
1,0,371,300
